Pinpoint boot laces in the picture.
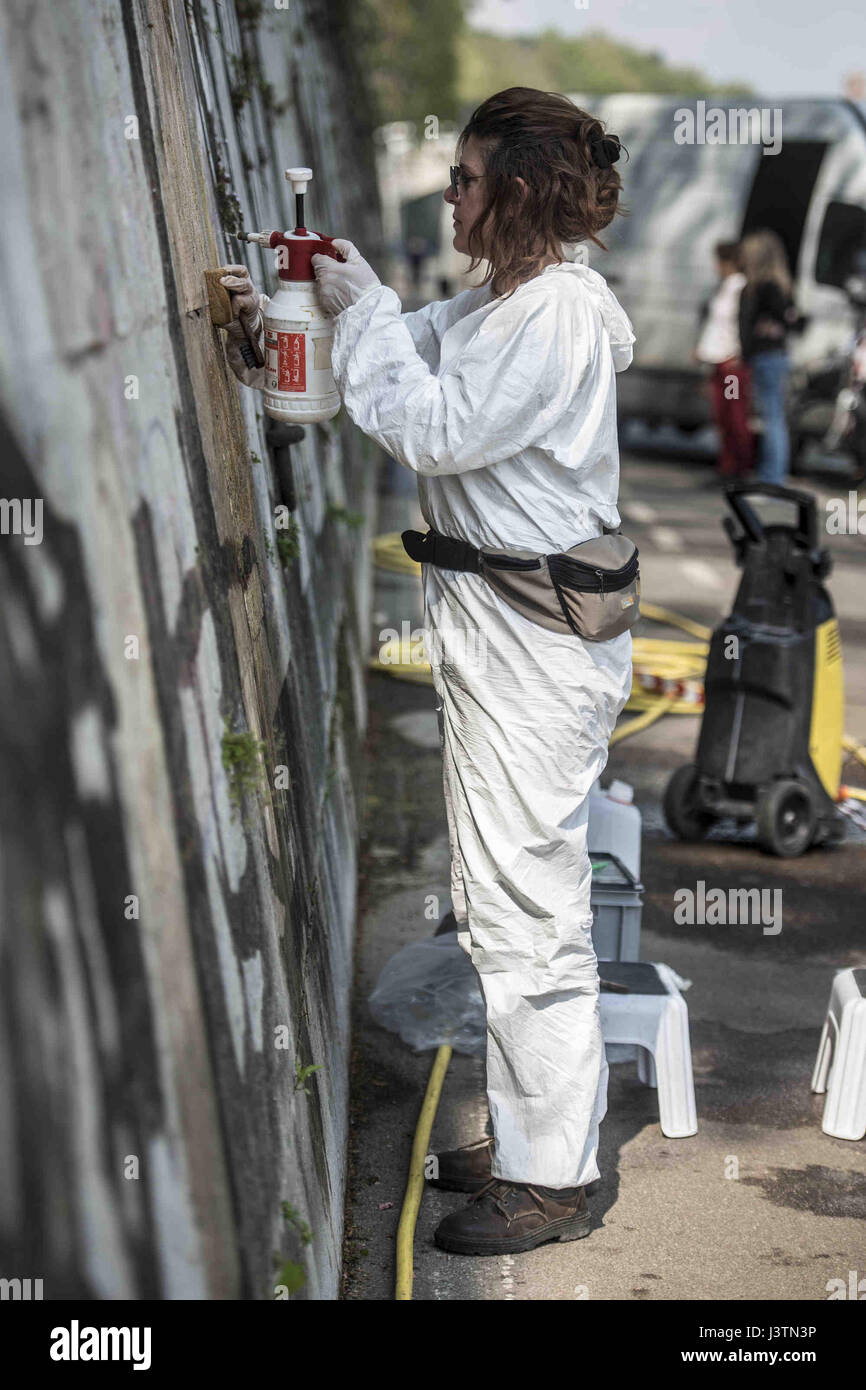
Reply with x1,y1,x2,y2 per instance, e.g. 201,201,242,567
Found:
471,1178,548,1225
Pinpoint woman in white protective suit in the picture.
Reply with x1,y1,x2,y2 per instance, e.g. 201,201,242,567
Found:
222,87,637,1256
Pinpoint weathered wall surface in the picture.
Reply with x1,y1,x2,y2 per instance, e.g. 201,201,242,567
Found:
0,0,381,1299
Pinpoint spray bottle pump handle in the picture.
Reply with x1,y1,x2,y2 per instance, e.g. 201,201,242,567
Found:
286,167,313,196
314,234,347,263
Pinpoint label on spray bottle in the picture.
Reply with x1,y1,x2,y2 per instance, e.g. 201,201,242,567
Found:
265,330,306,392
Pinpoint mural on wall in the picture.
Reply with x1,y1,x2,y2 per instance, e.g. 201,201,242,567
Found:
0,0,381,1300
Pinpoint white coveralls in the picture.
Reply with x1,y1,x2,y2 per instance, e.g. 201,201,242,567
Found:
336,262,635,1189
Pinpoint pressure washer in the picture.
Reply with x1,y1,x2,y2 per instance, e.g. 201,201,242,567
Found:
663,482,848,857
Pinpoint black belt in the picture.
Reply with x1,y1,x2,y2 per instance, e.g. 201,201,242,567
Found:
401,525,618,572
401,527,482,573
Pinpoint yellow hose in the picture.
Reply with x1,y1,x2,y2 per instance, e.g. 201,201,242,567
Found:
371,638,706,714
609,693,677,744
395,1044,452,1300
373,531,419,574
842,734,866,770
639,601,712,642
370,530,865,772
371,532,708,713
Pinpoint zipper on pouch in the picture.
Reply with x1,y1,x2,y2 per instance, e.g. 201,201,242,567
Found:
548,550,640,593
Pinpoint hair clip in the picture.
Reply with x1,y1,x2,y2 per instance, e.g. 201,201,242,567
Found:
589,135,621,170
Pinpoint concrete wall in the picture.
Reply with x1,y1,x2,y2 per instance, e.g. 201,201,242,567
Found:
0,0,381,1299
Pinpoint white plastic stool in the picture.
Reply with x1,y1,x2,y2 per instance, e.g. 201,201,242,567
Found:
811,967,866,1141
599,961,698,1138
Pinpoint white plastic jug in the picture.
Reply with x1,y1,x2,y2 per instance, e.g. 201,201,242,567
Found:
588,778,642,882
244,168,342,424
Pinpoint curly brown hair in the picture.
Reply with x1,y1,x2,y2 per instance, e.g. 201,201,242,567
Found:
457,87,625,297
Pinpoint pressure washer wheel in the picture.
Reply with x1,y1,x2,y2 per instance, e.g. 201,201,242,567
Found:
663,764,715,842
755,779,818,857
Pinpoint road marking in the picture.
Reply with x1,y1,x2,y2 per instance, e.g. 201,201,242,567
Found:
649,525,683,552
681,559,719,588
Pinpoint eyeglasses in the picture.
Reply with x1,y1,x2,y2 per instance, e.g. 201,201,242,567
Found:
449,165,481,199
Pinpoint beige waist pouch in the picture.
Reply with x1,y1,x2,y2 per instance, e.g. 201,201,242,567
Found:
479,531,641,640
402,527,640,641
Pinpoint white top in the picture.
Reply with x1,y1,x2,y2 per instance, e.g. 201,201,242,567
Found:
695,271,746,365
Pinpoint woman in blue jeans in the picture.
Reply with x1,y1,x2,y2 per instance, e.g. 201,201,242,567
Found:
739,230,800,484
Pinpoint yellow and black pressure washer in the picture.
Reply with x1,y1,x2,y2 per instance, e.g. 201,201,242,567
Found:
664,482,847,857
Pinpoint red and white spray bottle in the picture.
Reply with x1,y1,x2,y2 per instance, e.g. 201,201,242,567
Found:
245,167,345,423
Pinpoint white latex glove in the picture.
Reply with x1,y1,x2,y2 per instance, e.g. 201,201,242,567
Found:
219,265,263,335
219,264,266,390
311,239,380,316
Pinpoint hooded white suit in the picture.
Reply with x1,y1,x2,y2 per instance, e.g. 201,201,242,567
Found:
338,262,636,1187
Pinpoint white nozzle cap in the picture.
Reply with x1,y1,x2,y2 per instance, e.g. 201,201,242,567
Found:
286,167,313,194
608,779,634,803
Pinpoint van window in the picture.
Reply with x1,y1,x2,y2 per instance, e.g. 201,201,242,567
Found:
815,201,866,287
740,141,828,276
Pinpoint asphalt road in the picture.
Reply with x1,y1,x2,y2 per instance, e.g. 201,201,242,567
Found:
342,446,866,1303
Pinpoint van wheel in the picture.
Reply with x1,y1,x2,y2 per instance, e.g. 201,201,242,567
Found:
756,780,817,857
663,764,714,841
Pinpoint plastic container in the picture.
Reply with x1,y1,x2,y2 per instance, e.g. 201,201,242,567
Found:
590,851,644,962
588,778,642,882
368,934,486,1055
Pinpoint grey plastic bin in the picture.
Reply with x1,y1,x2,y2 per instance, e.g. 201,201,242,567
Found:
590,851,644,962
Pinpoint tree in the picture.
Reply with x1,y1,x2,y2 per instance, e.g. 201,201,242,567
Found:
365,0,469,127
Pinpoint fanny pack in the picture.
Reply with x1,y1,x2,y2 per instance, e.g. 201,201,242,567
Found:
401,526,640,641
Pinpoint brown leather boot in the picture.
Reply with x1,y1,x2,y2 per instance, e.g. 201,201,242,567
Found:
428,1136,494,1193
434,1178,590,1255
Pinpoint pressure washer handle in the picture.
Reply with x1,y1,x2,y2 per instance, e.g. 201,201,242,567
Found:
723,481,817,551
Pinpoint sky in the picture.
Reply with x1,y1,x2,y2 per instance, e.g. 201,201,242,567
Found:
467,0,866,99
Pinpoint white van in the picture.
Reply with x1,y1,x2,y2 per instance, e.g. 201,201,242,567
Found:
571,94,866,429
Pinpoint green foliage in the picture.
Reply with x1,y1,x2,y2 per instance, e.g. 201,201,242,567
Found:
214,155,244,237
229,51,289,120
272,1200,312,1296
274,1260,306,1295
361,6,750,126
326,503,365,528
294,1060,323,1095
276,518,301,567
363,0,469,126
457,28,752,109
281,1201,313,1246
221,724,267,809
236,0,265,26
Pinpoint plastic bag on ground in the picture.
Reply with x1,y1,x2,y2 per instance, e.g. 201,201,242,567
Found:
368,933,486,1056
